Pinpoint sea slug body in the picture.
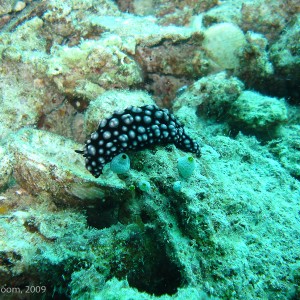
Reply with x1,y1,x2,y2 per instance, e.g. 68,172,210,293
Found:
77,105,200,177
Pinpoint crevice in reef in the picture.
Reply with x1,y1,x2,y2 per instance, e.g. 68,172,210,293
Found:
112,228,182,296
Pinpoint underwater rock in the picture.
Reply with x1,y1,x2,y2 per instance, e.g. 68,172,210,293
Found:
270,16,300,74
127,134,300,299
135,31,208,106
136,33,207,77
0,1,299,299
168,133,300,299
88,14,194,47
0,0,15,16
42,0,120,45
268,125,300,179
0,146,13,190
10,128,129,205
173,72,244,124
116,0,218,26
47,35,143,100
0,16,46,57
237,31,274,92
240,0,297,42
229,90,288,135
1,130,300,300
13,1,26,12
130,147,180,186
0,208,100,289
37,98,86,143
0,74,43,140
89,13,209,106
89,277,211,299
270,16,300,104
202,1,243,27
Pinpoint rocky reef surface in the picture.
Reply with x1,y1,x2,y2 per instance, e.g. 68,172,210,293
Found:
0,0,299,299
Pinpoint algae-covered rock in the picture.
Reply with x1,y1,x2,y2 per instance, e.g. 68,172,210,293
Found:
268,125,300,179
0,74,44,140
241,0,297,42
88,14,209,106
42,0,120,46
173,72,244,124
270,16,300,74
88,277,211,300
270,16,300,104
47,35,143,100
0,1,299,299
159,134,300,299
229,90,287,135
0,146,13,190
202,1,243,27
88,14,194,47
2,126,300,299
116,0,218,26
3,17,46,55
10,128,129,205
237,31,274,92
0,0,15,15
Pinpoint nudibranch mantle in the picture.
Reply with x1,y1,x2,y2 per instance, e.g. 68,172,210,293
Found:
77,105,200,177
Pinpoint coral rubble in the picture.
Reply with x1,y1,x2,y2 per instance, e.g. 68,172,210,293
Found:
0,0,299,299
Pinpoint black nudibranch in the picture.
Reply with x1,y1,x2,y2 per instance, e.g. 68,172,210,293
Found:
77,105,200,177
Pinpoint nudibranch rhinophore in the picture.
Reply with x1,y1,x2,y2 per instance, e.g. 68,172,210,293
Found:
76,105,200,177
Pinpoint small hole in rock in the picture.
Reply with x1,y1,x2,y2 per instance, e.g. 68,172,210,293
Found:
86,199,119,229
127,242,182,296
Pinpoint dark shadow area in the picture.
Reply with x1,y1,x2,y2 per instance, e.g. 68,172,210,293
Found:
85,198,120,229
111,221,183,296
126,249,182,296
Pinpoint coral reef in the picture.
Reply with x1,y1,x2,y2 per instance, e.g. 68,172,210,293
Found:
116,0,219,26
10,128,130,205
0,146,13,191
173,72,244,124
240,0,299,42
47,35,143,99
269,15,300,104
267,125,300,179
0,0,299,299
229,91,287,136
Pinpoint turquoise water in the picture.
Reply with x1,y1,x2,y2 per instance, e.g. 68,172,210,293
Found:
0,1,299,299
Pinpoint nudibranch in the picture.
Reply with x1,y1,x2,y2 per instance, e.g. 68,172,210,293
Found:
76,105,200,177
